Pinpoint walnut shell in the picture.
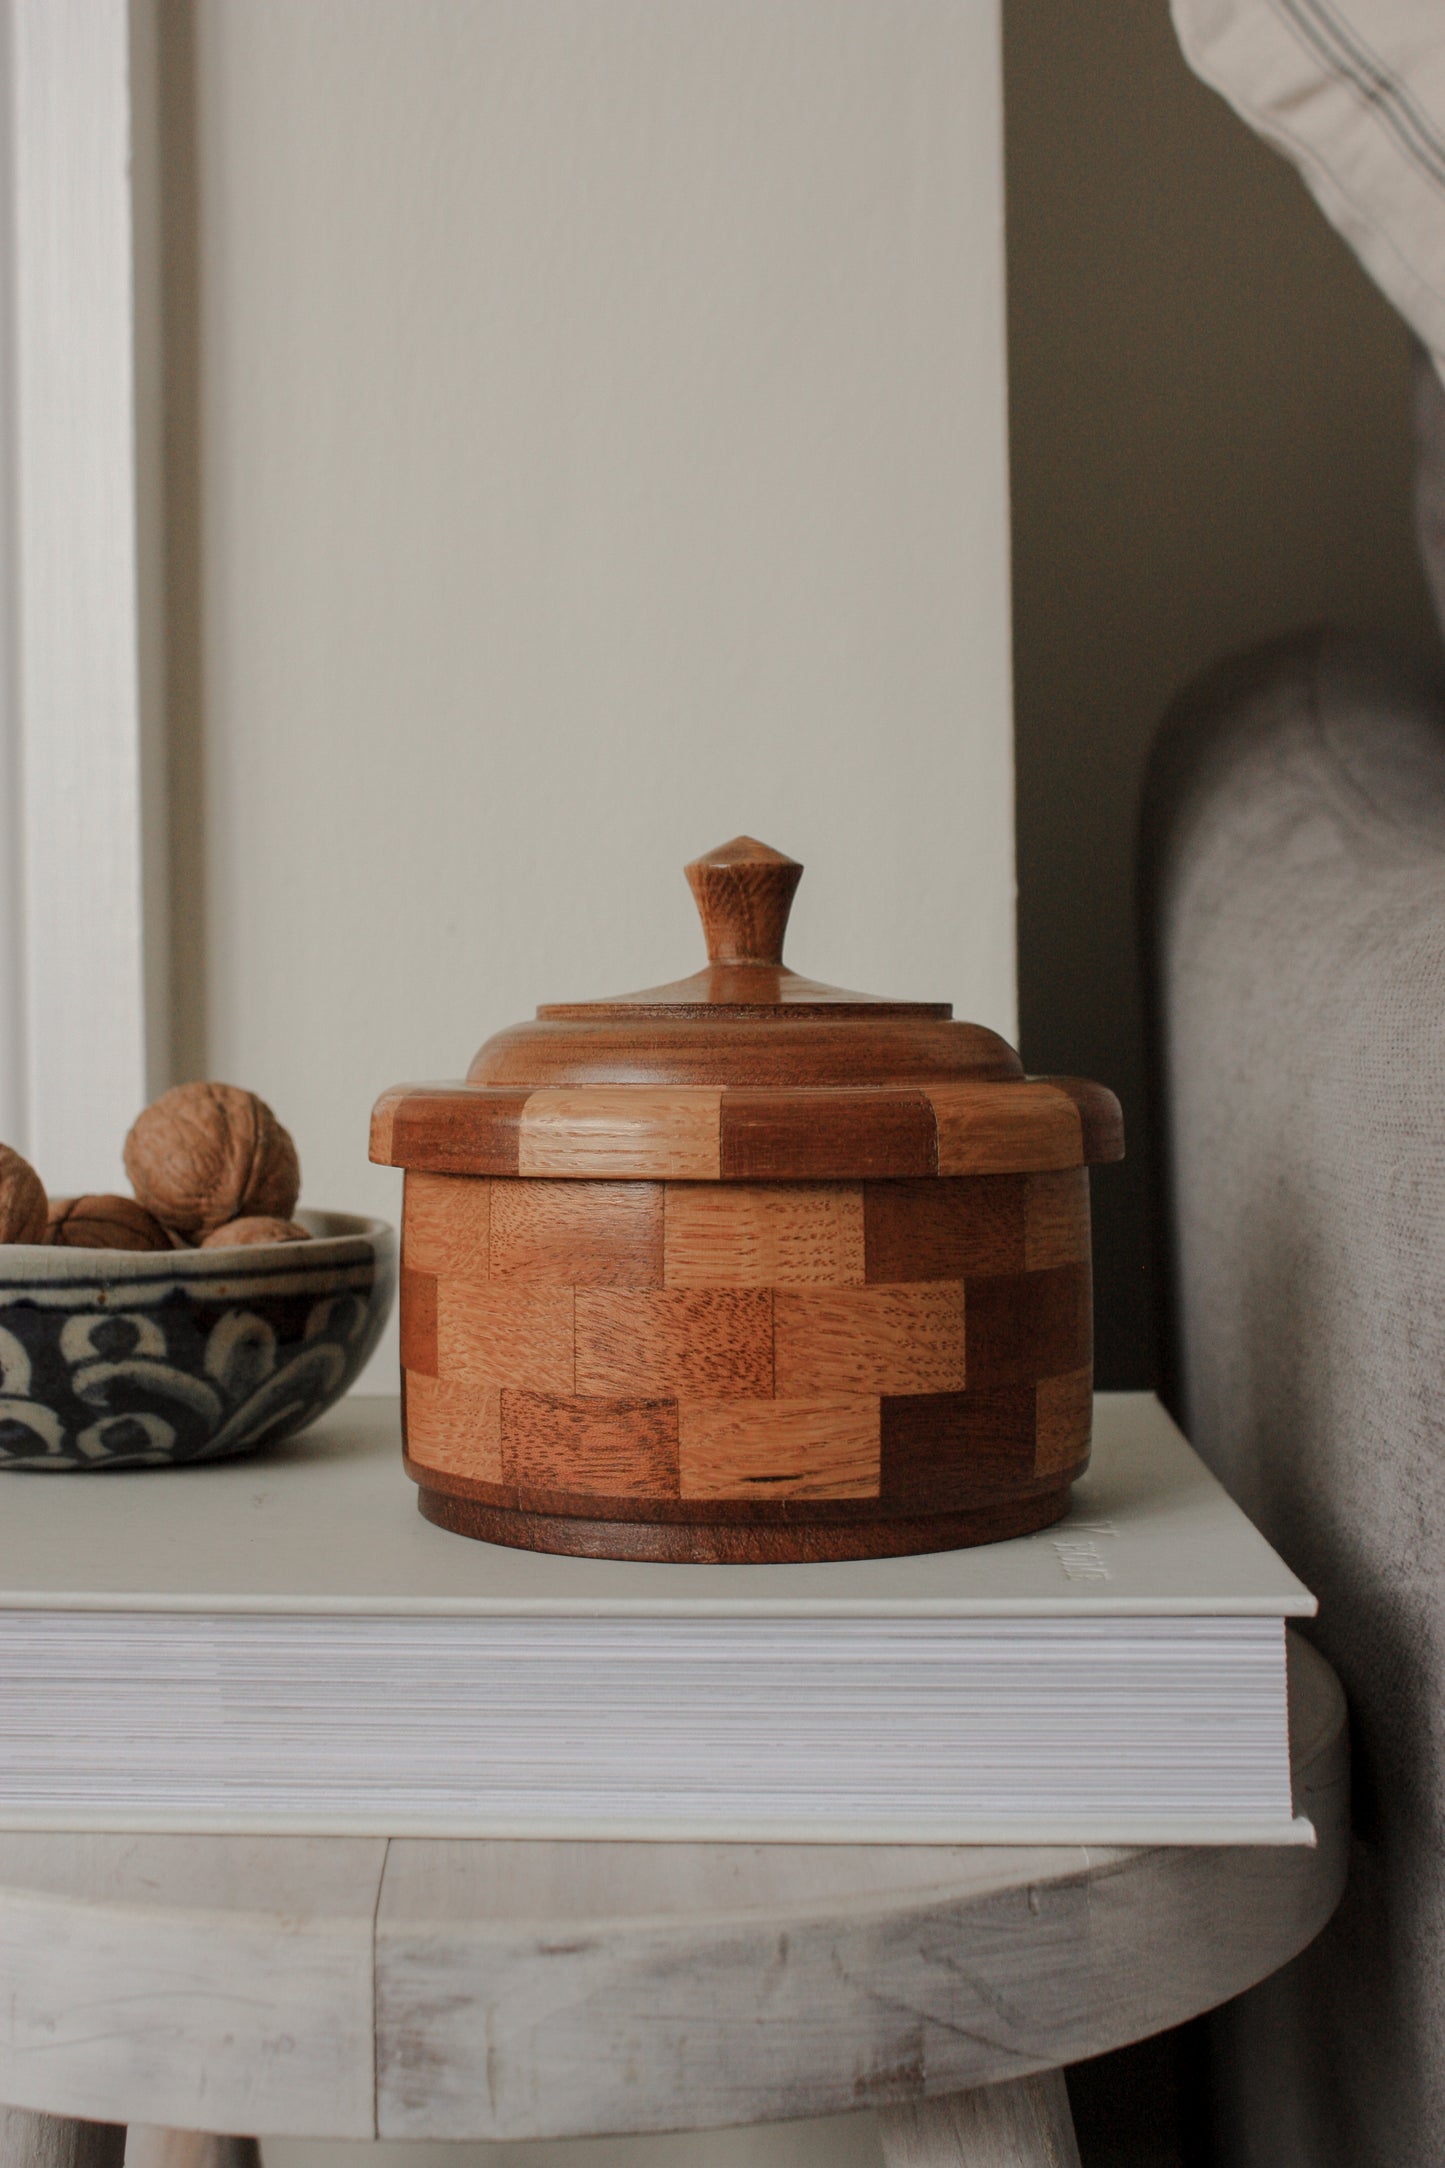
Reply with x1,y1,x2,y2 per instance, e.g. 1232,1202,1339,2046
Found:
47,1194,172,1252
0,1144,47,1244
200,1216,312,1249
124,1083,301,1238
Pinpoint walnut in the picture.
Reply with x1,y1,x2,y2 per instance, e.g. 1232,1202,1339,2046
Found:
124,1083,301,1239
47,1194,172,1252
0,1144,47,1244
200,1216,311,1249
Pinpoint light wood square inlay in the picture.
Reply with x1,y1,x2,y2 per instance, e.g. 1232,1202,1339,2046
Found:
403,1172,490,1278
664,1182,864,1287
678,1398,880,1499
518,1089,723,1178
437,1282,575,1393
575,1288,773,1398
490,1179,663,1286
773,1284,966,1396
405,1372,502,1483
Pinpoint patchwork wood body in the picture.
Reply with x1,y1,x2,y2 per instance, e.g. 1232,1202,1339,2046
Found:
400,1169,1093,1562
377,835,1121,1560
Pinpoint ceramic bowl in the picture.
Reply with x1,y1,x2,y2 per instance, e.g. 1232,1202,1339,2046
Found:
0,1210,396,1470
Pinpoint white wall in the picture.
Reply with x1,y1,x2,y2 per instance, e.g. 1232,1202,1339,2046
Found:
168,0,1015,1386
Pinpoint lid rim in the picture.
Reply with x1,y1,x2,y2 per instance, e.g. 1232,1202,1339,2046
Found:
370,1075,1124,1178
467,1014,1025,1093
536,1000,955,1021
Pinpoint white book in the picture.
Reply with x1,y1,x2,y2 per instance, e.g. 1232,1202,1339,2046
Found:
0,1391,1314,1844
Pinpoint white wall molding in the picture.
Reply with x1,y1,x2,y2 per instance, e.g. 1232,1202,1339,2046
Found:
2,0,162,1190
0,0,22,1151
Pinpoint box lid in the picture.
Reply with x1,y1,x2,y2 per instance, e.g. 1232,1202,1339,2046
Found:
371,838,1123,1181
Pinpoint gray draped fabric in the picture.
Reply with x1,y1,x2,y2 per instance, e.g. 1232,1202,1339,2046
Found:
1142,627,1445,2166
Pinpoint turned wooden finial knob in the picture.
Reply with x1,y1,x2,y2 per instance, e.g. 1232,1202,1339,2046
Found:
685,837,803,967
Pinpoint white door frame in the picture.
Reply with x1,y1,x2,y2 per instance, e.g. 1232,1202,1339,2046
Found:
0,0,163,1194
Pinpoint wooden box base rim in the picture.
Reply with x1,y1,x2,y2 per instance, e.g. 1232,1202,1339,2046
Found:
414,1481,1075,1562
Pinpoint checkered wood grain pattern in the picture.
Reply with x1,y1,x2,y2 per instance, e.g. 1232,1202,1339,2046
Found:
401,1171,1092,1528
371,1075,1123,1183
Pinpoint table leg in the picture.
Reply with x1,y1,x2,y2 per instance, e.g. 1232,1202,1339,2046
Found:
877,2071,1081,2168
0,2113,126,2168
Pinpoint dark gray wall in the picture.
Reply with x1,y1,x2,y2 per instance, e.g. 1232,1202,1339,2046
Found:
1005,2,1440,1387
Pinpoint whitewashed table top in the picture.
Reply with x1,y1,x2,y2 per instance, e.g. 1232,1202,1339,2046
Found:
0,1634,1346,2142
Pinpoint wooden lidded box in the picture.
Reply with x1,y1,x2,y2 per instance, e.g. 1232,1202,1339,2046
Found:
371,838,1123,1562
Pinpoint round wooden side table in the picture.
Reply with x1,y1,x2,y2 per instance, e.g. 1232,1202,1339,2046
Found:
0,1634,1345,2168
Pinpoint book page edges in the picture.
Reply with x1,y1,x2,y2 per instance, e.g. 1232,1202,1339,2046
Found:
0,1590,1319,1615
0,1808,1317,1846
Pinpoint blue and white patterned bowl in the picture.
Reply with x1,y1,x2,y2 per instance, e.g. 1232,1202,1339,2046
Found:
0,1210,395,1470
